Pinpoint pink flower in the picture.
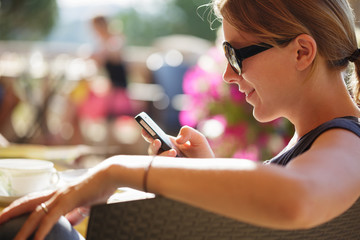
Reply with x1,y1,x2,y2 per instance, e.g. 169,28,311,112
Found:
78,91,107,119
257,134,269,148
211,115,227,126
233,147,259,161
229,84,246,103
224,123,248,139
183,65,222,99
207,47,224,63
179,110,199,127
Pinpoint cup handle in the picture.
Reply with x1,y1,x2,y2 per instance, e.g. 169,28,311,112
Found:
50,169,60,187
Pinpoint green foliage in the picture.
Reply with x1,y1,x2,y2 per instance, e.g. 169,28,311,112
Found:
116,0,220,46
172,0,221,35
0,0,58,40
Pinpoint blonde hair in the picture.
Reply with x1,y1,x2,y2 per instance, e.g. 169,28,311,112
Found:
213,0,360,105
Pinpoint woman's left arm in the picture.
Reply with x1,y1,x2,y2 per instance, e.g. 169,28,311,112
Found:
285,128,360,225
144,129,360,229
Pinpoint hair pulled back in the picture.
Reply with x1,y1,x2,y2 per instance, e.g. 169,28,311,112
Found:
213,0,360,105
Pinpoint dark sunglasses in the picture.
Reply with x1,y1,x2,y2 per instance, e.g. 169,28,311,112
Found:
223,41,273,75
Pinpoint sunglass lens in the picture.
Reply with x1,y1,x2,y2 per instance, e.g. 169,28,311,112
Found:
224,43,241,75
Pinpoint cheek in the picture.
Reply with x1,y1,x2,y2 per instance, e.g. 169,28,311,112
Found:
246,60,294,108
247,51,293,87
244,63,277,92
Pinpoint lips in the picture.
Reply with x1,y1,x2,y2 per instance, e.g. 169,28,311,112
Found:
237,84,255,100
245,89,255,97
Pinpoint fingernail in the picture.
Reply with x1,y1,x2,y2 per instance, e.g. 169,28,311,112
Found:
169,149,177,157
176,135,183,142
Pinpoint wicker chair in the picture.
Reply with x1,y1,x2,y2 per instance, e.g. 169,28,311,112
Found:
86,195,360,240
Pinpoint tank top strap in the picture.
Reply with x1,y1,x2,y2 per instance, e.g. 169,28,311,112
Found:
265,116,360,166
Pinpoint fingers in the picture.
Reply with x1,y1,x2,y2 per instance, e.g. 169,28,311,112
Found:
6,164,115,240
14,190,75,240
32,201,68,240
143,127,177,157
13,204,51,240
141,129,154,143
141,124,210,158
0,191,54,225
148,139,177,157
176,126,206,146
148,139,162,155
174,126,215,158
26,168,116,239
145,126,207,158
160,149,177,157
143,130,165,155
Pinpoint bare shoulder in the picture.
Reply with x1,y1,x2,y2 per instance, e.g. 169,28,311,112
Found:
284,128,360,223
306,128,360,164
288,127,360,168
287,128,360,201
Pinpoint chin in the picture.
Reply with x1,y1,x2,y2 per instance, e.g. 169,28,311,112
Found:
252,108,278,123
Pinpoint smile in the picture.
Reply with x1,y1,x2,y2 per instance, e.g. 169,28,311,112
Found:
246,89,255,97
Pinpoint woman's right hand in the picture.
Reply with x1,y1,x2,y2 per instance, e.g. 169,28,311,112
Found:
142,126,215,158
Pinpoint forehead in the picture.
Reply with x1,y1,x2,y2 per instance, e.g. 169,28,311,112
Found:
222,19,258,46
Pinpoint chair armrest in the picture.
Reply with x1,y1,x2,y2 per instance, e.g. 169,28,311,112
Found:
87,196,360,240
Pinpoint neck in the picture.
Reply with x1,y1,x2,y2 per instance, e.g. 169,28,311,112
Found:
286,71,360,139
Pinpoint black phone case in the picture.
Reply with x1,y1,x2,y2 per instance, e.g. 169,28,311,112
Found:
135,112,173,152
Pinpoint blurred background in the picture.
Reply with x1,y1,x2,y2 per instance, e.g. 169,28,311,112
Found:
1,0,359,167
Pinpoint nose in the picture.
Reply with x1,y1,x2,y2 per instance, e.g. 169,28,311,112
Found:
222,63,239,84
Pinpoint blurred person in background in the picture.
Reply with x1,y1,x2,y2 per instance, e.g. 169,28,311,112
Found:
1,0,360,239
70,15,135,145
90,15,132,118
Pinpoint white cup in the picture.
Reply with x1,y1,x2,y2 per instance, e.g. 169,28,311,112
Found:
0,159,59,196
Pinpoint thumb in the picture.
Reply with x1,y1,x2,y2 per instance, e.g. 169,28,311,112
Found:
175,126,205,147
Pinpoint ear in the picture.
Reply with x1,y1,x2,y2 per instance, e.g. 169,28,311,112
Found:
293,34,317,71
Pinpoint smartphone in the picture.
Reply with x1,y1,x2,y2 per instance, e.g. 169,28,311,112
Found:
135,112,183,156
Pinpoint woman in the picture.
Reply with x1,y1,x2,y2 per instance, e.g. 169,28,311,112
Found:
90,15,132,117
91,15,128,90
1,0,360,239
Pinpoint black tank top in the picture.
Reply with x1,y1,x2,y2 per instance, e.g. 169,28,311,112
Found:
105,61,128,88
265,116,360,166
